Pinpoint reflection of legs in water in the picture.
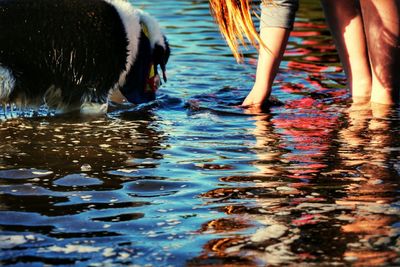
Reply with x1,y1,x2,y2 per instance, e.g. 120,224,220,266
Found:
321,0,372,103
321,0,400,105
361,0,400,105
338,103,400,266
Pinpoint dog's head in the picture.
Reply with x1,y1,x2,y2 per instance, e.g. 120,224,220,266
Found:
119,12,170,104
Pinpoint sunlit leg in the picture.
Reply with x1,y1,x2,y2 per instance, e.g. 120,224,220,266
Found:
321,0,372,104
242,27,291,111
361,0,400,105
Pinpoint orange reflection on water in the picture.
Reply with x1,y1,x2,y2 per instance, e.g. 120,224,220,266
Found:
337,104,400,266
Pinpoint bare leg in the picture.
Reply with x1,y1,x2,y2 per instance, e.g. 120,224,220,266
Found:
242,27,290,109
321,0,372,103
360,0,400,105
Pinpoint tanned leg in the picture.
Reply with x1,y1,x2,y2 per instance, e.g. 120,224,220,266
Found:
361,0,400,105
321,0,372,104
242,27,291,109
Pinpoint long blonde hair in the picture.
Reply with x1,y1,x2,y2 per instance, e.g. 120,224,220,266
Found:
209,0,268,62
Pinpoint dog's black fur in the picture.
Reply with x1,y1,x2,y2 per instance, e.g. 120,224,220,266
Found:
0,0,170,114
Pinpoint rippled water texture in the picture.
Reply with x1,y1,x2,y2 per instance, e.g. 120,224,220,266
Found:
1,0,400,266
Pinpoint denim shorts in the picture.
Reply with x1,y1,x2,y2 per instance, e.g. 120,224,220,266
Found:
260,0,299,30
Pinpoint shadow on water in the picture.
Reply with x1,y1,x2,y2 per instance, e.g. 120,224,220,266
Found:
1,0,399,266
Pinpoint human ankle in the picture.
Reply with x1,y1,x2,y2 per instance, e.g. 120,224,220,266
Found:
371,89,398,106
352,96,371,105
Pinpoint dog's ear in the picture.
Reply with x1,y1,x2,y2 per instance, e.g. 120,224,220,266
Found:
153,35,170,83
119,30,155,104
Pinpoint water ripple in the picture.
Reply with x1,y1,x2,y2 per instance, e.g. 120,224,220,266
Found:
1,0,399,266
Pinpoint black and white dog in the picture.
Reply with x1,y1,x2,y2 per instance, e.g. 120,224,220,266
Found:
0,0,170,114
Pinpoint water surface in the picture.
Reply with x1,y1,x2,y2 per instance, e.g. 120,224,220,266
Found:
1,0,399,266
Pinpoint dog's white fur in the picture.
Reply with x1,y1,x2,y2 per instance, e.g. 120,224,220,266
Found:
105,0,141,91
137,10,166,49
84,1,167,114
105,0,166,91
0,65,15,103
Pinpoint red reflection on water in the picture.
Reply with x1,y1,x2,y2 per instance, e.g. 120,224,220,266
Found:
271,110,335,180
294,21,328,29
292,214,324,226
285,97,325,109
291,31,323,37
280,82,306,93
287,61,336,73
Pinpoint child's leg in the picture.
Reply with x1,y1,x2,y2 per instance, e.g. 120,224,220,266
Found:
321,0,372,103
242,27,291,107
242,0,298,108
360,0,400,105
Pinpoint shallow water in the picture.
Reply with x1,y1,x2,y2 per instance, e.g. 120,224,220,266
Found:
1,0,400,266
